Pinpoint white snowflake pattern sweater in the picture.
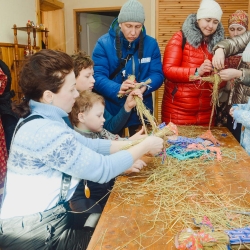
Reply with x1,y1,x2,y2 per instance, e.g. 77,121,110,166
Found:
0,100,133,219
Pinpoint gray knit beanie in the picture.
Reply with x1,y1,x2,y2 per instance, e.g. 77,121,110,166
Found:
118,0,145,24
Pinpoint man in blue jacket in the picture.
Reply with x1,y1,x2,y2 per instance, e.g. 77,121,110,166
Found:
92,0,164,135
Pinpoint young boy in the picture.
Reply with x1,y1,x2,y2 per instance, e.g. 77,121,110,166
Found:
69,91,146,216
69,52,146,221
71,51,139,134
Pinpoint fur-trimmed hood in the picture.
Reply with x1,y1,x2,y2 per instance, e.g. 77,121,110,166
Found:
182,14,224,53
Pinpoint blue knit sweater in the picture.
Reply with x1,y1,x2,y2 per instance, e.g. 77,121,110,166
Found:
104,106,131,134
0,100,133,219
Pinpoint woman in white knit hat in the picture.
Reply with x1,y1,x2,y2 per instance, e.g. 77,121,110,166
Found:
92,0,164,137
161,0,224,126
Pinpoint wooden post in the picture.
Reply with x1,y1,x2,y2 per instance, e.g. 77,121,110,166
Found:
45,28,49,49
13,24,18,62
13,24,20,100
26,23,31,53
33,28,37,49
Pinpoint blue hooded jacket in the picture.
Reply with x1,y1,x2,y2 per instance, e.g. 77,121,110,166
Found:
92,18,164,128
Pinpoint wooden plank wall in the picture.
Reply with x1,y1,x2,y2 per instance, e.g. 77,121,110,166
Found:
155,0,249,123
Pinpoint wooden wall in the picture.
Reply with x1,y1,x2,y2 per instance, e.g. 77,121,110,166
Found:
0,43,24,102
2,1,249,109
0,11,65,103
155,0,249,123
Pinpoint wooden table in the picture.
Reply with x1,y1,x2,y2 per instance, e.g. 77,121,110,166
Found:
87,127,250,250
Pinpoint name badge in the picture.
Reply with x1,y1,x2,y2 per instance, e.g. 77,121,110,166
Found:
141,57,151,63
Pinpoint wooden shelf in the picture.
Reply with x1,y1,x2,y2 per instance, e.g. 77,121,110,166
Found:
12,27,49,33
40,0,64,11
12,24,49,51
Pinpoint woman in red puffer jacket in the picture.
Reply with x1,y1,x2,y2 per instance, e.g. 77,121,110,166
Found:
161,0,224,126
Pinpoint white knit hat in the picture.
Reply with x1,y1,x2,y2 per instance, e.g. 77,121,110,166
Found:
242,42,250,63
197,0,223,22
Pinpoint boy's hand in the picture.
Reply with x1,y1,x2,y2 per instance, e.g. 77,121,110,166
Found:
124,89,143,112
123,159,146,174
129,127,146,140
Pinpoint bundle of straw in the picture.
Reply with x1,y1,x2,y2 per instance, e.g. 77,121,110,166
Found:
189,69,222,130
120,124,175,150
134,96,158,135
119,75,155,134
117,76,152,98
177,230,229,250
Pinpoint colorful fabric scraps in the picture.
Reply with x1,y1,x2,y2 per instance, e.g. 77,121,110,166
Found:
225,227,250,245
198,130,221,146
166,145,206,160
193,216,214,230
177,230,217,250
168,136,204,147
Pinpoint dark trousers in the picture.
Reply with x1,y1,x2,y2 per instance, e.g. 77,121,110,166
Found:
0,204,94,250
69,179,114,229
227,114,242,143
70,179,114,211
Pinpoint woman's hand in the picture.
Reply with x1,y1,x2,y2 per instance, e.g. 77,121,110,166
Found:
218,69,242,81
143,136,164,156
118,79,136,95
124,89,143,112
123,159,147,174
198,59,213,76
212,48,225,70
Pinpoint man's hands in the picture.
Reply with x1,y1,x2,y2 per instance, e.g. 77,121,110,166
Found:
119,79,147,98
119,79,136,96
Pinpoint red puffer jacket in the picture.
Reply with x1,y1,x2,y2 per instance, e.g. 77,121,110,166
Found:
162,31,219,126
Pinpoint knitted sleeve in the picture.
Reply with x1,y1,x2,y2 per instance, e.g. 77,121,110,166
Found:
103,107,131,134
8,120,133,183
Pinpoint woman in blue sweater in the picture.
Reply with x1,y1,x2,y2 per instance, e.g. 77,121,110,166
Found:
0,49,163,249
